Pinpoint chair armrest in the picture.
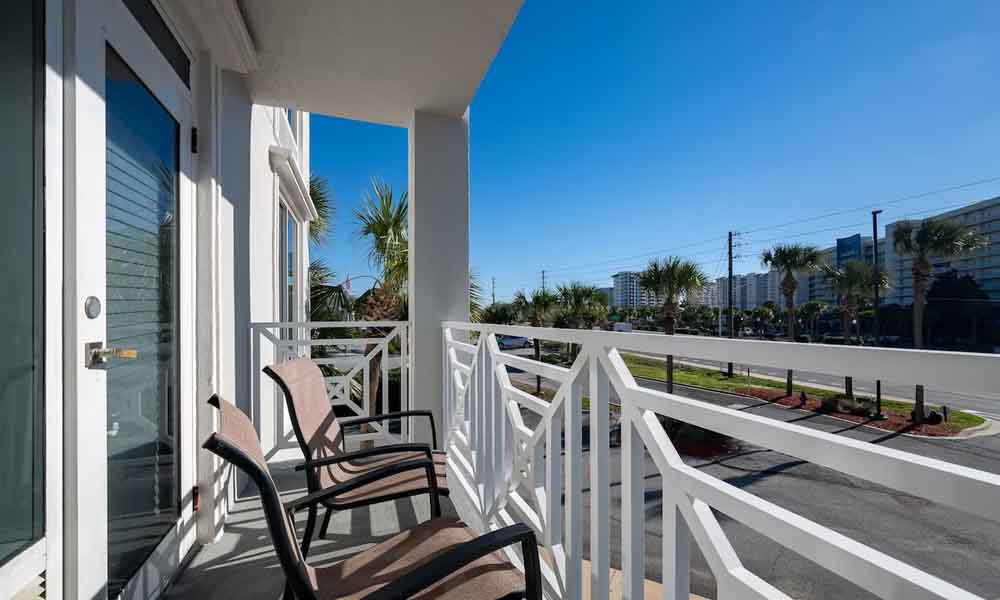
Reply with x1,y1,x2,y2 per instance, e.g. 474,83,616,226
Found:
285,457,441,515
360,523,542,600
339,410,438,449
295,443,434,471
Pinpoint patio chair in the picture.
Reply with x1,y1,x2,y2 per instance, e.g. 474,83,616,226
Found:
202,395,541,600
264,357,449,541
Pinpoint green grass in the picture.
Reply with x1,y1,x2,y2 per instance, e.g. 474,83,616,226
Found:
621,353,985,432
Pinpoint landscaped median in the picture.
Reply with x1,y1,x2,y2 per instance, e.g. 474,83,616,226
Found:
620,353,986,437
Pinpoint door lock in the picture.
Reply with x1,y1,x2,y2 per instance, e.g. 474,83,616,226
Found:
85,341,138,369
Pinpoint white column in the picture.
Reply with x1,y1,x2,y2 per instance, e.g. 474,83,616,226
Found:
408,110,470,446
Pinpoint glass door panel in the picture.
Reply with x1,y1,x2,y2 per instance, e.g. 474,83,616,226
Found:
105,45,179,598
0,0,43,568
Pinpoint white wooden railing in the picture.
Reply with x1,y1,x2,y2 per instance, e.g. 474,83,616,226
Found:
442,322,999,599
250,321,409,459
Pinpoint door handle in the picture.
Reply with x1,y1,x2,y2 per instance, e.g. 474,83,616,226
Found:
85,341,138,369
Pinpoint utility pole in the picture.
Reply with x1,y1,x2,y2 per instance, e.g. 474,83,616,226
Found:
871,210,882,342
727,231,734,378
491,276,496,305
872,209,884,419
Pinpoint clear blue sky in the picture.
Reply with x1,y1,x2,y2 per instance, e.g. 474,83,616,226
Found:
310,1,1000,301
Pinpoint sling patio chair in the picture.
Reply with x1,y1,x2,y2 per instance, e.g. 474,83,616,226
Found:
264,357,449,541
202,395,541,600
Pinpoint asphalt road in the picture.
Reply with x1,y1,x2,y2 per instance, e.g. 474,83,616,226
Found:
672,354,1000,420
504,353,1000,598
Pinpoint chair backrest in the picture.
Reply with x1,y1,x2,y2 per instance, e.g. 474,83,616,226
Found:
264,358,345,489
202,395,318,600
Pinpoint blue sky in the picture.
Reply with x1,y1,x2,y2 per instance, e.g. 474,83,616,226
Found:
310,1,1000,301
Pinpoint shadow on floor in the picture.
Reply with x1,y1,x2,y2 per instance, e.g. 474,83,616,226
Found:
164,463,454,600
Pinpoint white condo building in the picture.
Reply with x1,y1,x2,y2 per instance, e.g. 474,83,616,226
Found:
612,271,663,308
884,196,1000,304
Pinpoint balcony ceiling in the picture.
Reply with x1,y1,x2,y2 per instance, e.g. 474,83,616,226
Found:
239,0,523,127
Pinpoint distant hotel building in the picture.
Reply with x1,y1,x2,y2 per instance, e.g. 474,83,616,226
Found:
884,196,1000,303
715,271,781,311
612,271,664,308
688,279,719,307
795,234,885,306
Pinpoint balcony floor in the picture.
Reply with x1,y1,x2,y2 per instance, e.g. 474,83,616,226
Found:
165,463,450,600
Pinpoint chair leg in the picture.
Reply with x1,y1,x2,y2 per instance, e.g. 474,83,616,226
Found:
319,506,333,539
282,580,294,600
301,503,318,557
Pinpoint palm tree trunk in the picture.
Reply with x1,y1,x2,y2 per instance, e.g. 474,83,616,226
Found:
786,293,796,339
362,342,382,449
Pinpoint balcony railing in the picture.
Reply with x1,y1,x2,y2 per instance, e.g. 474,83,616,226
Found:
249,320,410,458
442,322,999,599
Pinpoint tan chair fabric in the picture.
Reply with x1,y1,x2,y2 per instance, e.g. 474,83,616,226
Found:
325,450,448,505
317,517,524,599
266,357,449,497
209,397,317,588
205,398,524,600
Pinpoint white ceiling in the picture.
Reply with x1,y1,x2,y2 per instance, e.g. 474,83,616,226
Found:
239,0,523,127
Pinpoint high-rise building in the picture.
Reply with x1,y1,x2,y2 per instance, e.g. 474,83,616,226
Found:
688,280,720,307
715,271,781,311
884,196,1000,303
795,235,885,306
612,271,664,308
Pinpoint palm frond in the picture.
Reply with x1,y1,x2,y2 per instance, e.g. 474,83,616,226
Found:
309,175,334,245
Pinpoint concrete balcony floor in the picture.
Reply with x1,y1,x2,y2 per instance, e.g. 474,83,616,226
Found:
165,463,449,600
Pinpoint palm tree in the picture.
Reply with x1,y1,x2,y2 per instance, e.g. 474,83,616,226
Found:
309,175,334,245
639,257,707,392
824,261,887,341
355,179,408,291
761,244,823,339
555,282,608,359
512,288,559,393
309,259,352,321
470,270,484,323
825,260,888,401
892,218,985,349
798,300,826,339
638,257,708,334
354,179,408,444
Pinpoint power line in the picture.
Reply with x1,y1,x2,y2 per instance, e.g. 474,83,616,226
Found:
738,175,1000,236
493,184,1000,295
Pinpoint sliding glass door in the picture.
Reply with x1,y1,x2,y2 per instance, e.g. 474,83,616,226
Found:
0,0,44,571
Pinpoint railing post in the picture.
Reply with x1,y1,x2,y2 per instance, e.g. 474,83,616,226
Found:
545,405,564,547
251,326,261,436
487,332,507,510
589,347,610,600
402,324,410,441
564,374,583,599
481,333,495,510
441,327,448,447
663,500,691,600
622,403,645,599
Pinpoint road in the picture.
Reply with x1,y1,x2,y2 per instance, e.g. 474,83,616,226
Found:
502,349,1000,598
641,352,1000,420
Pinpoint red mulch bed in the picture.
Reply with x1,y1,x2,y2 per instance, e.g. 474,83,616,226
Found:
734,387,959,437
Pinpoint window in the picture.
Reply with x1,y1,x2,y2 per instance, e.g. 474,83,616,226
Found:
279,204,299,327
0,0,43,566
